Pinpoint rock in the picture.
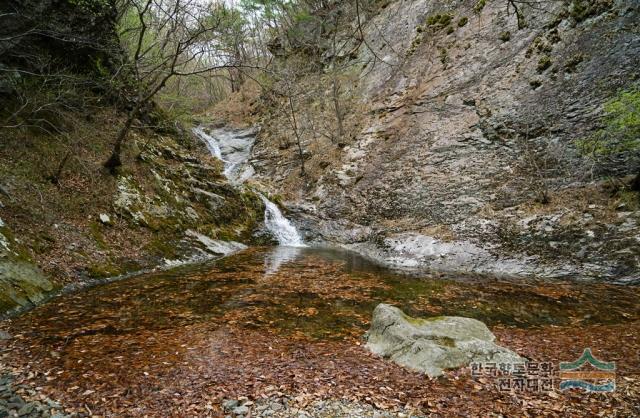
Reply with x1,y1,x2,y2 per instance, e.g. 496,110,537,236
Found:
222,399,239,411
269,402,283,411
0,330,11,340
185,230,247,256
232,405,249,415
365,304,524,377
17,403,35,416
98,214,112,225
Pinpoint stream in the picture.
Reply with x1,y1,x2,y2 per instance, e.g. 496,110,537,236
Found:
192,126,305,247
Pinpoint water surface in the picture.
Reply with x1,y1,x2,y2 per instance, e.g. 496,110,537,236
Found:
13,246,639,342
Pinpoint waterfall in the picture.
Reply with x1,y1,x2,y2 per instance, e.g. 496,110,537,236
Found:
260,194,305,247
193,125,305,247
192,127,223,160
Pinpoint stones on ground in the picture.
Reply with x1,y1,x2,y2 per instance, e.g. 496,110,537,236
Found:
98,214,112,225
232,405,249,415
233,395,411,417
270,402,283,411
0,331,10,340
222,399,239,411
0,374,68,418
365,304,524,377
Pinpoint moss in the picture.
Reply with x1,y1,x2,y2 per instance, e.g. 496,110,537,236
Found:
564,53,584,73
439,47,448,65
406,35,422,57
570,0,613,23
446,26,454,35
617,190,640,211
403,312,446,325
434,336,456,347
457,17,468,27
537,56,552,73
576,87,640,160
548,28,561,44
499,31,511,42
145,234,181,259
473,0,486,13
532,36,552,54
86,261,124,279
89,221,108,250
426,13,453,28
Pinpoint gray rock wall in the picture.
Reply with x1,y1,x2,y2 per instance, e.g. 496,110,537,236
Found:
253,0,640,280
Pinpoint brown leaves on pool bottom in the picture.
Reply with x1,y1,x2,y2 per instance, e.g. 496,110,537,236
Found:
3,320,640,417
3,249,640,416
256,256,392,301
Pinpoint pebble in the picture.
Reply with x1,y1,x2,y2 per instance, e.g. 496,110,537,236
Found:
222,399,239,411
247,396,419,417
232,405,249,415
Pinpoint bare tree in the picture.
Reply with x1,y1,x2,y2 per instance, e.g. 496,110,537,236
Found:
104,0,250,172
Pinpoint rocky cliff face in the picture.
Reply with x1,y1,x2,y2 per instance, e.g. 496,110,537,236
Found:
248,0,640,280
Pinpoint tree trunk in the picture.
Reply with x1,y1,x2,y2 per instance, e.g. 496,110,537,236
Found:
104,111,136,174
287,94,305,176
632,170,640,191
48,151,71,185
332,77,344,143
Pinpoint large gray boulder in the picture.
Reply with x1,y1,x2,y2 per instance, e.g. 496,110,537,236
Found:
365,304,524,377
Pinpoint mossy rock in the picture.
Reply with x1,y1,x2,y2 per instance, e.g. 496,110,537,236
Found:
0,260,55,314
86,261,124,279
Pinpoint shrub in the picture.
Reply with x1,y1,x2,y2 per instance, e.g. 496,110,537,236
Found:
577,87,640,187
578,89,640,156
537,56,552,73
426,13,453,27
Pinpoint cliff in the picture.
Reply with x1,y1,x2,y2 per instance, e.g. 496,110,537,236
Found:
236,0,640,280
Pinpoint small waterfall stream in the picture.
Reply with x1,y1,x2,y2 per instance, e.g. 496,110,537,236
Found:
193,126,305,247
192,127,223,160
259,195,305,247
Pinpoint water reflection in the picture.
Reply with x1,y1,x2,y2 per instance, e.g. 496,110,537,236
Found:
263,246,303,275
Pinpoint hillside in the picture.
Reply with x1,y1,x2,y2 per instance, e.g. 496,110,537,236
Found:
0,0,265,314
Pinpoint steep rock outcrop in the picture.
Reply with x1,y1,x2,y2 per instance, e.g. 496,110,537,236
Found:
250,0,640,280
